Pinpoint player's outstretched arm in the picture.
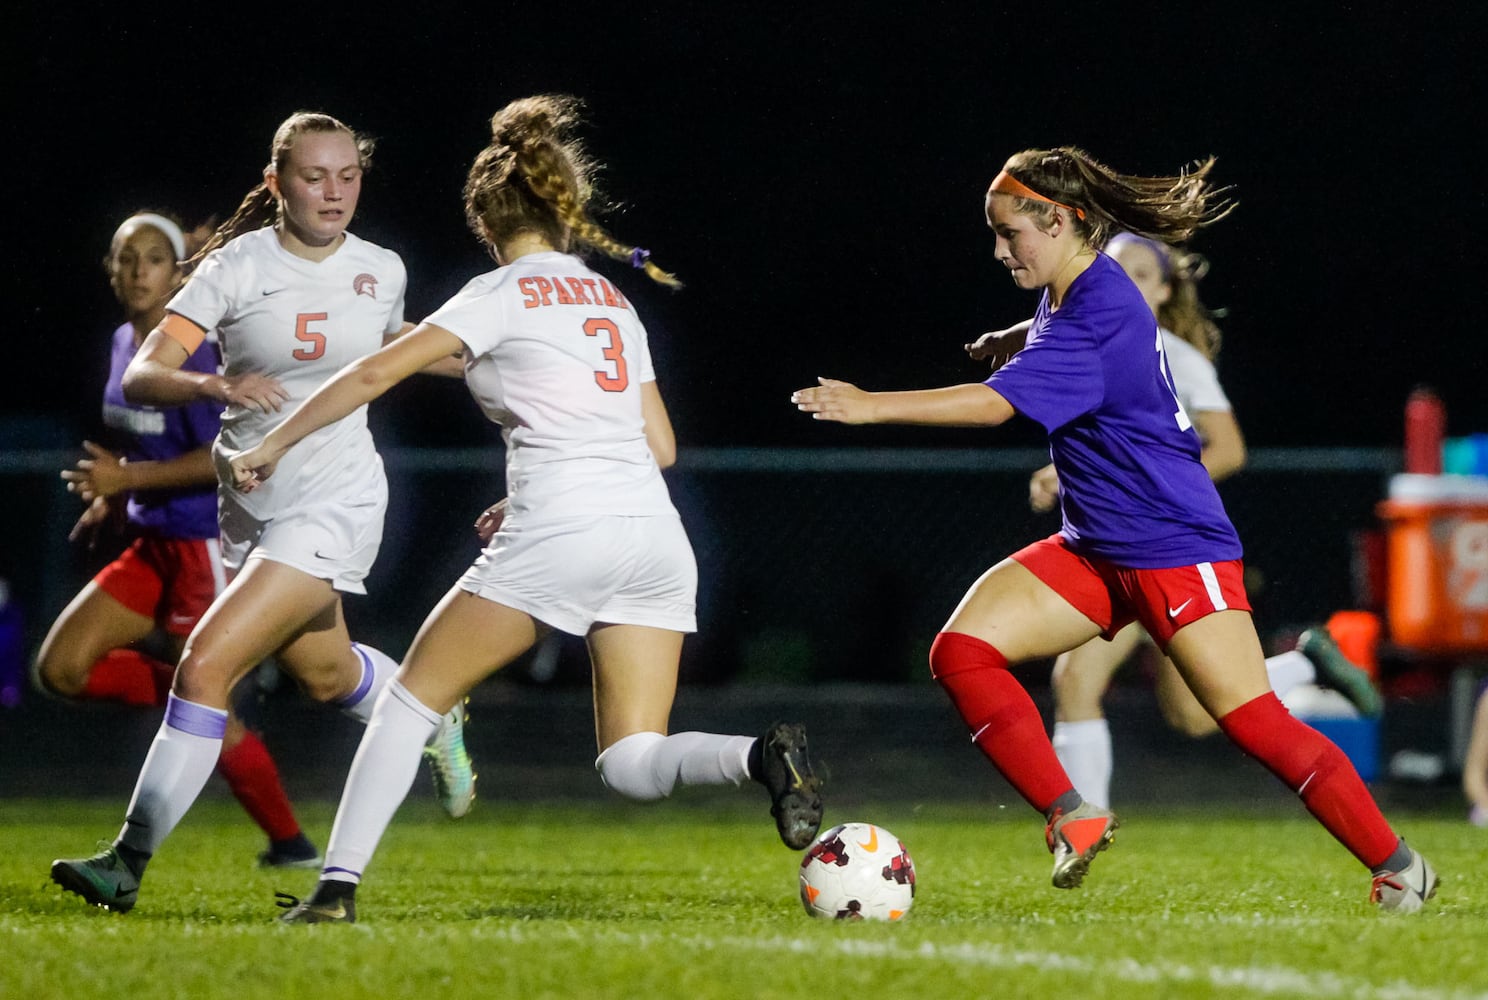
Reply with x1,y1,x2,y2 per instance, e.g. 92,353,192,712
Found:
792,378,1013,427
230,321,465,489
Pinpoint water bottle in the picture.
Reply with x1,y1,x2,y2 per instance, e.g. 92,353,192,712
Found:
1404,387,1445,475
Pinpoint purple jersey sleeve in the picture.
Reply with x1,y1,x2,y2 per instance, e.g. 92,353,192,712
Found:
101,323,222,540
987,255,1242,568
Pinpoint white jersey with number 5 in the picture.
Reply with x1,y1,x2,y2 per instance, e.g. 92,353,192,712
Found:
424,251,674,525
166,228,407,519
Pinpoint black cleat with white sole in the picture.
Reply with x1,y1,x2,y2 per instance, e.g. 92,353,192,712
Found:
754,722,824,850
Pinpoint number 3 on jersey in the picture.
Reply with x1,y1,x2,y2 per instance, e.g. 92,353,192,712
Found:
294,312,328,361
584,317,629,392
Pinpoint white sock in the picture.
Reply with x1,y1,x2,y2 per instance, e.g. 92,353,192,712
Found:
1265,650,1316,702
337,643,399,724
322,680,441,884
595,731,755,802
117,694,228,856
1051,718,1112,810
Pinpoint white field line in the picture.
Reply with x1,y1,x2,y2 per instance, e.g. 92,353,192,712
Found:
600,931,1485,1000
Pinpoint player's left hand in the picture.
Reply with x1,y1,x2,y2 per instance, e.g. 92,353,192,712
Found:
791,377,875,424
965,326,1027,370
67,496,113,547
227,445,279,492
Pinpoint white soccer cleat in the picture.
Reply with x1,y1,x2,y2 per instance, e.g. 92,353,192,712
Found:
424,699,476,819
1370,848,1439,913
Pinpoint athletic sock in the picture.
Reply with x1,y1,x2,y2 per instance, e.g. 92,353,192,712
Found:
1051,718,1113,809
337,643,399,724
322,680,441,885
1263,650,1316,702
595,731,755,800
929,631,1076,814
216,729,302,842
1218,692,1400,868
116,693,228,859
80,650,166,706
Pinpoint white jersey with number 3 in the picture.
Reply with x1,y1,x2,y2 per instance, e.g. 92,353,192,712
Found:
167,228,407,518
425,251,674,525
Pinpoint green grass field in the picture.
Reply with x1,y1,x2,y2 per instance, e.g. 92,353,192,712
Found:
2,796,1484,999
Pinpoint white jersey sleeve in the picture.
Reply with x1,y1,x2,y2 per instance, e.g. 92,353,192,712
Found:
1160,328,1231,415
168,245,242,334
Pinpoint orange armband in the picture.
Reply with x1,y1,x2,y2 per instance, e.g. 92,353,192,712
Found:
158,313,208,354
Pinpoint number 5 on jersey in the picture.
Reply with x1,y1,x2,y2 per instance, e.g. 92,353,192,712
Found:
294,312,328,361
584,317,628,392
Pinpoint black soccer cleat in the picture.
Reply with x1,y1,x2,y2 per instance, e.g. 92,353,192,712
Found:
275,885,357,924
51,845,141,913
756,722,825,850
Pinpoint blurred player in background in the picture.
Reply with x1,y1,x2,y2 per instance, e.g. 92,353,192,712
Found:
971,232,1383,809
794,146,1436,911
229,95,824,924
1465,680,1488,827
34,210,319,869
50,113,474,915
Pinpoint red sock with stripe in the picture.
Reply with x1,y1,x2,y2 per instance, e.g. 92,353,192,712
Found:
80,650,164,706
216,730,303,842
1218,692,1399,868
929,631,1075,814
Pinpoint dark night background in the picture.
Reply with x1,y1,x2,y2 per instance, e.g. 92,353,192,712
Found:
8,6,1486,454
3,6,1486,797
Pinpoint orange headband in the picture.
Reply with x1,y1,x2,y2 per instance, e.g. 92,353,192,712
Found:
988,170,1086,221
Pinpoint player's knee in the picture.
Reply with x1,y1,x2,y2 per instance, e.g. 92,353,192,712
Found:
1050,655,1095,712
32,652,82,698
172,648,239,703
928,631,1009,682
595,731,671,802
1161,699,1219,739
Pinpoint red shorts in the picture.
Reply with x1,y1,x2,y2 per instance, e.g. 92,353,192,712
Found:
1010,534,1250,649
94,535,224,636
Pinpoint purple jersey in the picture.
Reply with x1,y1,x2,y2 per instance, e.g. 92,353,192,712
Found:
987,254,1242,568
101,322,221,540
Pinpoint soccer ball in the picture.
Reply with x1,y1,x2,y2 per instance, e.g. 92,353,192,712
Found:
798,822,915,920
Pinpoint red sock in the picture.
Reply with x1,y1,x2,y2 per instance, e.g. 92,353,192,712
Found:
929,631,1074,814
80,650,164,706
216,730,303,842
1218,692,1399,868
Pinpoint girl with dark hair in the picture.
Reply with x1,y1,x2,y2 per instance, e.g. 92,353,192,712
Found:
978,232,1381,809
36,210,319,869
794,146,1435,911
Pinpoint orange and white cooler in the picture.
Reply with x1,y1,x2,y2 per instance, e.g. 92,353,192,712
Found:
1377,474,1488,653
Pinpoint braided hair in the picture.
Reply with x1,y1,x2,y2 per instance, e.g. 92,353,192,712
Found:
464,95,680,288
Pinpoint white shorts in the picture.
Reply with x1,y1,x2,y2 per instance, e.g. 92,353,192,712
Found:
459,513,697,635
217,484,387,595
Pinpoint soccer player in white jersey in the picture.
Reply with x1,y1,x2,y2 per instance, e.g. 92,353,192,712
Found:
972,233,1383,809
50,112,474,915
227,95,824,924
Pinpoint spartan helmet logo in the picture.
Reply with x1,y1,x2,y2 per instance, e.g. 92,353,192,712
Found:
353,273,378,299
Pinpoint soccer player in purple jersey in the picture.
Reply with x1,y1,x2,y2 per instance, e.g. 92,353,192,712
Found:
35,212,319,868
973,234,1382,809
793,147,1437,912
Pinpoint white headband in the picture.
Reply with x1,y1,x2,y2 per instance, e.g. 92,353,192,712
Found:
114,213,187,262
